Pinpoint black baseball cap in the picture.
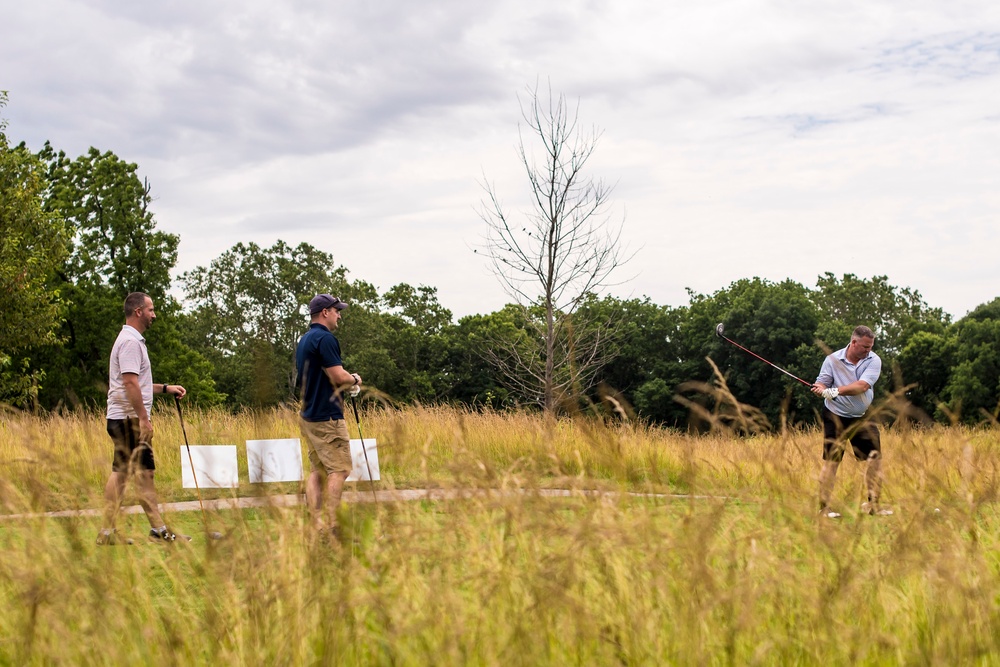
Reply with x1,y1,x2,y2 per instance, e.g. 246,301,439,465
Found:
308,294,348,315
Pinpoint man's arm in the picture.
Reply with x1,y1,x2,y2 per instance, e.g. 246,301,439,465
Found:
828,379,871,396
323,365,362,391
811,356,835,396
155,383,187,399
122,373,153,443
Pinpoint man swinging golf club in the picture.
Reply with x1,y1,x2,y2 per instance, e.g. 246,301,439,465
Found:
811,325,891,518
296,294,363,541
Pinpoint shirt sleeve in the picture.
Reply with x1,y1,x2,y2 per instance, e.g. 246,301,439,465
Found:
815,355,834,387
117,339,145,376
859,355,882,388
318,334,343,369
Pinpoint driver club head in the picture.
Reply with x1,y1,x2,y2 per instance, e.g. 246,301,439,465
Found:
715,322,725,337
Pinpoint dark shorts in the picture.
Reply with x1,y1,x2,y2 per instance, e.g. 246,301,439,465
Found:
107,418,155,473
821,407,880,463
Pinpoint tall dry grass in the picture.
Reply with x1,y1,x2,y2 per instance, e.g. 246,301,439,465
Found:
2,399,1000,664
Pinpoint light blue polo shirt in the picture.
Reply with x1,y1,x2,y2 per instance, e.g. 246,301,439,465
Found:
816,346,881,418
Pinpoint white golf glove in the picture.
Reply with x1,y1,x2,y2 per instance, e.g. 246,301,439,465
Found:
821,387,839,400
349,384,361,398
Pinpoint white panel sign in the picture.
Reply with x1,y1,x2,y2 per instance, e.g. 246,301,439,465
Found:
347,438,380,481
246,438,304,483
180,445,239,488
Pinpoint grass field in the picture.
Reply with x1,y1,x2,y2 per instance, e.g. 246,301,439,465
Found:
2,403,1000,665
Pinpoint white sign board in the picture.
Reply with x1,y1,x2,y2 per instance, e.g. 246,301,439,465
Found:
246,438,304,483
347,438,380,481
180,445,239,489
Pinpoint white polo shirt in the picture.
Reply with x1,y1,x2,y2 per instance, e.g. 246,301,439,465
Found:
815,346,882,419
106,325,153,419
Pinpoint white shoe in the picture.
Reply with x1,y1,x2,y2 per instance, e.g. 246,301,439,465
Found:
820,508,842,519
862,502,893,516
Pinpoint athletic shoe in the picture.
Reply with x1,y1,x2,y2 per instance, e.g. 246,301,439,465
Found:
96,529,133,546
861,502,894,516
149,527,192,542
820,508,842,519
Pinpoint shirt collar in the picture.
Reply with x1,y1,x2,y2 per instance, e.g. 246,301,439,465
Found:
836,346,870,364
121,324,145,342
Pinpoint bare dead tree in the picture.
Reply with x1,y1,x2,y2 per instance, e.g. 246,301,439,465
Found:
477,85,632,412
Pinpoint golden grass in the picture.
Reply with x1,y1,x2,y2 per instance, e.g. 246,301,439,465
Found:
2,403,1000,664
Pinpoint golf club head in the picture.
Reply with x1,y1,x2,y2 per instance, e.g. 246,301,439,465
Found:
715,322,725,337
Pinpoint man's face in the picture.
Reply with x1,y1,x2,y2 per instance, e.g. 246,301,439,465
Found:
848,335,874,360
134,297,156,331
321,307,342,330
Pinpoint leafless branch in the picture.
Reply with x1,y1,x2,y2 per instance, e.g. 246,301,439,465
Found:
476,85,633,411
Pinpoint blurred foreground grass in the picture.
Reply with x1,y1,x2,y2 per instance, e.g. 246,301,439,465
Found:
2,405,1000,664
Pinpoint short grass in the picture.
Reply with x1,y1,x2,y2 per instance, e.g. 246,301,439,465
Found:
2,404,1000,664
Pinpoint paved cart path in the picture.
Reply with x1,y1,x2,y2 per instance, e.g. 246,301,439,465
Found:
0,487,727,521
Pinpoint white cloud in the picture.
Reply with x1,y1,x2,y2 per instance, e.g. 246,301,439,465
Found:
3,0,999,320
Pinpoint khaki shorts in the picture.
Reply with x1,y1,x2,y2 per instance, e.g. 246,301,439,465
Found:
300,418,353,475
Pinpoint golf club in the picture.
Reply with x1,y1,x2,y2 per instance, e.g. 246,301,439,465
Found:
715,323,813,388
349,394,379,508
174,395,224,540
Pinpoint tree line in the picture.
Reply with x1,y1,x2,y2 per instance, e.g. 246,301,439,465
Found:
2,92,998,426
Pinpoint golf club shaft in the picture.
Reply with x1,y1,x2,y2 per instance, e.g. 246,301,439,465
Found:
174,395,206,515
717,331,813,387
350,396,379,507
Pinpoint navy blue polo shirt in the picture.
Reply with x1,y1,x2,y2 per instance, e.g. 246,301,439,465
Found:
295,323,344,421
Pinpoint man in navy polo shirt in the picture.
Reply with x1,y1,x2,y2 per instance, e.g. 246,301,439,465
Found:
811,325,891,518
296,293,363,538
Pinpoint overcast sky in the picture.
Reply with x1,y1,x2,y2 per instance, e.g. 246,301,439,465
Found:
3,1,998,321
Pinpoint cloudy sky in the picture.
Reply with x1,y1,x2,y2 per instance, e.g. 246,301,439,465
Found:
3,0,998,321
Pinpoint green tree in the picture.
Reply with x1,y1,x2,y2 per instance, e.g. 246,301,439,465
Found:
962,297,1000,323
575,295,681,419
180,240,378,408
443,306,527,408
940,314,1000,423
0,93,72,406
811,273,950,358
896,331,957,421
31,144,220,408
702,278,821,426
372,284,455,402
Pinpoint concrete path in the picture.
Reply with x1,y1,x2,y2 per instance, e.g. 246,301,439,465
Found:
0,487,720,521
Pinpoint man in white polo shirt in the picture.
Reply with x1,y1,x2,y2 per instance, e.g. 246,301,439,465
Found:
97,292,189,545
811,325,891,518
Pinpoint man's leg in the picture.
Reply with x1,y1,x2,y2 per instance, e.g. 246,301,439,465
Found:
819,460,841,511
102,471,128,529
325,470,350,529
306,470,326,529
865,450,882,505
819,407,845,515
134,469,166,529
302,418,353,533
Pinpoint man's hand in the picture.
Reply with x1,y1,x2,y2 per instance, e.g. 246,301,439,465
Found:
139,416,154,444
349,385,361,398
821,387,840,400
166,384,187,399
